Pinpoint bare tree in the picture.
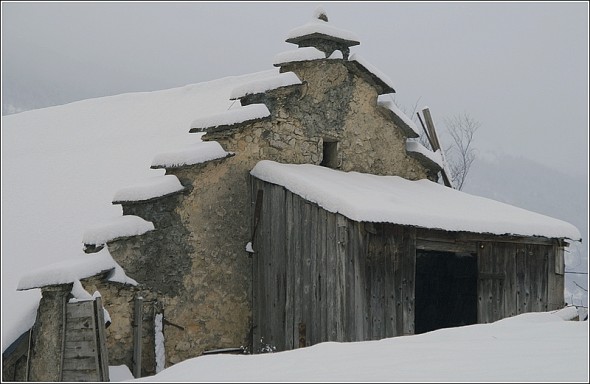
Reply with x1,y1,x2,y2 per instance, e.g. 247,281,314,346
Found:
389,96,480,190
442,113,480,190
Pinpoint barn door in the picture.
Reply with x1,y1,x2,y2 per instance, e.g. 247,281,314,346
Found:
61,297,110,381
477,242,506,323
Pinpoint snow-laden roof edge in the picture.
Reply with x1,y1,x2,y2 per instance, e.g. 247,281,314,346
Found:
286,18,361,45
250,160,581,241
378,97,420,138
151,141,233,169
406,141,443,170
230,72,302,100
82,215,155,246
349,53,396,94
273,47,327,66
189,103,270,132
113,174,184,203
17,247,137,291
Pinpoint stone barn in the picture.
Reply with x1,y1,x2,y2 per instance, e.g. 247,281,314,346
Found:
3,9,581,381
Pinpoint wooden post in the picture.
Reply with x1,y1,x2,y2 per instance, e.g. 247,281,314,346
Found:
94,297,110,381
421,108,453,188
133,296,143,378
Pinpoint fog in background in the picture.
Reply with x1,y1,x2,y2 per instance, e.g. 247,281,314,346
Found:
2,2,588,177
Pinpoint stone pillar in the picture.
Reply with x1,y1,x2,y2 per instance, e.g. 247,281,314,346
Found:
27,284,72,381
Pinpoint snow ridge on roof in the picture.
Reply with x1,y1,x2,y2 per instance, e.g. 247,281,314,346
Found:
152,141,232,169
378,98,420,137
250,160,581,240
17,247,137,291
113,174,184,203
286,17,360,44
273,47,327,66
230,72,302,100
349,53,396,93
190,103,270,132
82,215,155,246
406,141,443,170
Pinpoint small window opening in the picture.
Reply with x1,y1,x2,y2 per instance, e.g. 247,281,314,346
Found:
320,140,338,168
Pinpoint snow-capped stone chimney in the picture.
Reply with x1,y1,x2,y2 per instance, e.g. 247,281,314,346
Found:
285,7,360,59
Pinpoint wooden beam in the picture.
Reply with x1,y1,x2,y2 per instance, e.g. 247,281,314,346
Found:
421,108,453,188
416,112,434,149
422,108,441,151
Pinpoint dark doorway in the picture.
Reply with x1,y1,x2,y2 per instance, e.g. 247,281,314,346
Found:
414,250,477,334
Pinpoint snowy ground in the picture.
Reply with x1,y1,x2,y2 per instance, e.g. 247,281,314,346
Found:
127,308,588,383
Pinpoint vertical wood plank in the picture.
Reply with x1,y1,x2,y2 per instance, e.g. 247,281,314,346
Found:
326,212,337,341
257,184,269,351
292,193,302,348
301,201,312,346
503,243,517,318
94,298,110,381
270,184,286,351
264,184,274,349
310,204,319,345
402,227,416,335
345,221,356,342
393,226,404,336
477,242,491,324
336,214,348,341
284,191,294,350
547,246,565,310
251,180,260,353
318,208,328,343
515,244,528,315
384,226,396,338
354,224,367,341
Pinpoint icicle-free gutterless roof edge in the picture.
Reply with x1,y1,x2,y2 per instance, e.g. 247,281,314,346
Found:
250,160,582,241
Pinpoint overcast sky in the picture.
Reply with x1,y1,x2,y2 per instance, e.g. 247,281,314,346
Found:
2,2,588,178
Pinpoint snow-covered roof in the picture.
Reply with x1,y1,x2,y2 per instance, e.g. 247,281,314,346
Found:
349,53,396,94
406,141,443,170
229,72,302,100
272,46,349,67
113,174,184,203
250,161,581,241
151,141,233,169
285,16,360,46
189,103,270,132
82,215,155,246
377,97,420,138
17,247,137,291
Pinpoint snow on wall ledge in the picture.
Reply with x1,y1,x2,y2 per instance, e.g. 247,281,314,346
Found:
273,47,327,66
230,72,302,100
406,141,443,169
17,247,137,291
190,103,270,131
250,160,581,241
113,174,184,203
349,53,396,93
378,97,420,137
151,141,233,168
82,215,155,245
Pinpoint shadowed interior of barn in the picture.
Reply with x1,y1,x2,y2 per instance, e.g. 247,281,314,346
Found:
414,251,477,334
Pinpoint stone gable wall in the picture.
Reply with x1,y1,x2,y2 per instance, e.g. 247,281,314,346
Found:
105,57,433,368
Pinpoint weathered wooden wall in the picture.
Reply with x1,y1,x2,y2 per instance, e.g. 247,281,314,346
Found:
62,298,109,382
251,177,565,352
251,178,416,352
477,241,564,323
1,331,30,382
